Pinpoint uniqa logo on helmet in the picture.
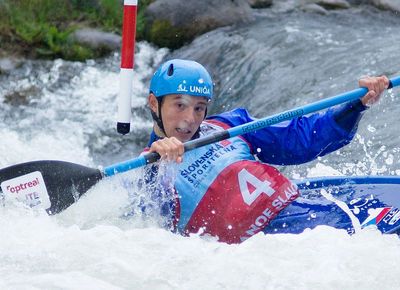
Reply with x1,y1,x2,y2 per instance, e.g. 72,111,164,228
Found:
177,81,189,93
189,85,211,95
176,78,211,97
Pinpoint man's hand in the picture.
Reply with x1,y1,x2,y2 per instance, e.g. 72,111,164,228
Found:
359,75,390,107
149,137,184,163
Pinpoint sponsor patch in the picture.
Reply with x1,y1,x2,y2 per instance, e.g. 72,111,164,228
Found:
1,171,50,209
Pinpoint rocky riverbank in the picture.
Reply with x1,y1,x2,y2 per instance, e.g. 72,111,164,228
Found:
144,0,400,49
0,0,151,65
1,0,399,74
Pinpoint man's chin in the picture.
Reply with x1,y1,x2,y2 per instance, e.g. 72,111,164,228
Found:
178,136,193,142
172,133,193,143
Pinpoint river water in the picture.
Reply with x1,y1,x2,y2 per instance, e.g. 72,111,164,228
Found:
1,6,400,290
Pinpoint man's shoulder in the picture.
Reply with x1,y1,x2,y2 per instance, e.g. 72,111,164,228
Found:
207,107,249,119
206,107,252,127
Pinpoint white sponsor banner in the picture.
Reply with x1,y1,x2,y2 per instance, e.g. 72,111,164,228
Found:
1,171,51,209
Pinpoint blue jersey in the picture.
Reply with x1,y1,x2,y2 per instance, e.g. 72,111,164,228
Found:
137,100,367,243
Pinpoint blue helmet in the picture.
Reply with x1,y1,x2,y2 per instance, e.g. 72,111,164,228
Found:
149,59,213,100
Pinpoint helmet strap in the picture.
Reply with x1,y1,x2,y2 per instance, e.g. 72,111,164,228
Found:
151,97,167,137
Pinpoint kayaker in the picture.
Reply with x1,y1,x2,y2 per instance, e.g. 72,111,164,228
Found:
137,58,389,243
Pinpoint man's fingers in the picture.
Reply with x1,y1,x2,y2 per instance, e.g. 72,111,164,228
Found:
378,77,386,92
361,90,376,106
379,75,390,91
384,76,390,89
168,137,184,163
150,141,168,159
359,75,389,106
149,137,184,163
170,137,185,157
159,138,176,161
360,76,388,93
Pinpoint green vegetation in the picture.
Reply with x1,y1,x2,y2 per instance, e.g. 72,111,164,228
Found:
136,0,153,40
0,0,153,60
149,19,189,50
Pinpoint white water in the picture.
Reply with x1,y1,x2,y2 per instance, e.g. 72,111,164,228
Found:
1,41,400,289
1,203,400,290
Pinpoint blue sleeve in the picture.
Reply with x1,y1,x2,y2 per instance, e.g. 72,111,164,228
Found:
207,101,367,165
332,99,367,132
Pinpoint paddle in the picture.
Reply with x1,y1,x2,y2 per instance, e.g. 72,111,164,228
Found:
1,76,399,214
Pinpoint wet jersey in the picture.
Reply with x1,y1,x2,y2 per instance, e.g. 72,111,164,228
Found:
142,101,367,243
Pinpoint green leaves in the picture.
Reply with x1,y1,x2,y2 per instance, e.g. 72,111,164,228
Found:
1,0,154,60
0,0,129,60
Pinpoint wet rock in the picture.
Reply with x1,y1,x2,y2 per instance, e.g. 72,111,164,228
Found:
345,0,367,4
71,28,121,52
301,3,329,14
271,0,301,12
303,0,351,9
271,0,350,12
0,57,23,74
372,0,400,12
3,86,40,106
145,0,253,49
247,0,273,8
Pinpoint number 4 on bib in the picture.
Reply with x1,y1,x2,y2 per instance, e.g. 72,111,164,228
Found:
238,168,275,206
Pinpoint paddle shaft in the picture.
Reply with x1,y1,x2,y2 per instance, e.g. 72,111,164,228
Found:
1,76,398,214
103,76,400,176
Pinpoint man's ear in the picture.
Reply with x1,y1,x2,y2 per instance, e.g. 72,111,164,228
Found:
148,94,158,114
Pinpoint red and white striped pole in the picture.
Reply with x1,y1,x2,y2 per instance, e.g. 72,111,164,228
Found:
117,0,138,135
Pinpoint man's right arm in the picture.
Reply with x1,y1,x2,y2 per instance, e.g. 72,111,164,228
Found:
208,107,358,165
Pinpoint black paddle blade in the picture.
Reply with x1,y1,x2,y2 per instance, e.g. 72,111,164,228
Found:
0,160,103,214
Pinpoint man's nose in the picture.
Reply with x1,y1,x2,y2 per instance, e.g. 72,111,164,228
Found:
183,107,196,124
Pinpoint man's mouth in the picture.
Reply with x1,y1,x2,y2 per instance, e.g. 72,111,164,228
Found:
176,128,191,134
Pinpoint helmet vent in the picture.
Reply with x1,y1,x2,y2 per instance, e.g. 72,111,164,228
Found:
167,64,174,76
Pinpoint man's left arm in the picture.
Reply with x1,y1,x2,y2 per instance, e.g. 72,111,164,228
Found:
245,76,389,165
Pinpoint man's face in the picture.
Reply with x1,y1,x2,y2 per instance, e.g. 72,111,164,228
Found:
150,94,208,142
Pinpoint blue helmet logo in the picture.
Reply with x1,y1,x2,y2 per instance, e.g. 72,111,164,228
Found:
150,59,213,100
